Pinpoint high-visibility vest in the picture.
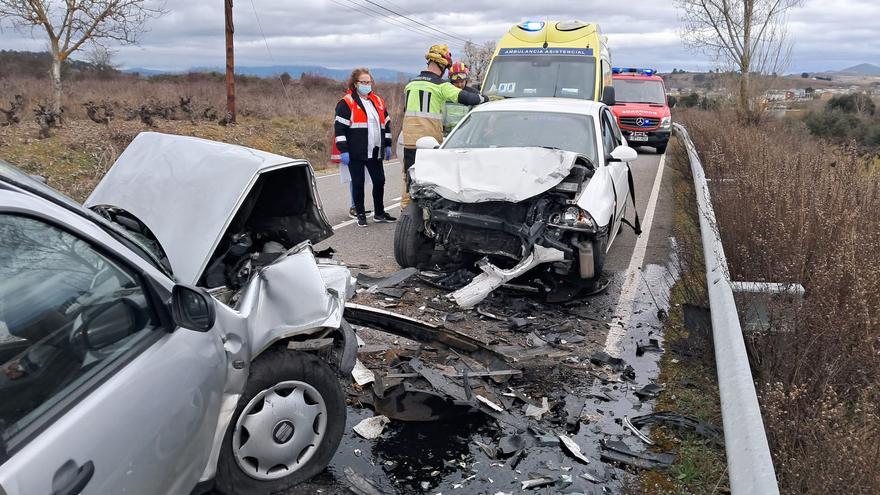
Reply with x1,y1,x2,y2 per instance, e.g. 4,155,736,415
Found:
331,90,389,163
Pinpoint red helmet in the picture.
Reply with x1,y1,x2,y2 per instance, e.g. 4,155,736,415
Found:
449,61,469,81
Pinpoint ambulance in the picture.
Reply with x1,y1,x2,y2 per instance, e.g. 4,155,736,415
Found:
481,20,613,103
608,67,673,154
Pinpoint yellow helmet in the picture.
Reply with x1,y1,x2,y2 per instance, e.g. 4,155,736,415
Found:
426,44,452,69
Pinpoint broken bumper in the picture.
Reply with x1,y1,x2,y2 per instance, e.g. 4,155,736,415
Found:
451,245,566,308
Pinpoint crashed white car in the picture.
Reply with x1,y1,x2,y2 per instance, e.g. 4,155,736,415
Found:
394,98,640,307
0,133,354,494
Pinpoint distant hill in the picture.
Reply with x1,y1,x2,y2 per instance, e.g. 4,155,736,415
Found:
833,63,880,76
124,64,413,82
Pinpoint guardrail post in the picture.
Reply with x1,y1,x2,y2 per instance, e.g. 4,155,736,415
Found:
673,123,780,495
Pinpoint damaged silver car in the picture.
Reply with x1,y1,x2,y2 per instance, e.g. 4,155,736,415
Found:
0,133,354,494
394,98,640,307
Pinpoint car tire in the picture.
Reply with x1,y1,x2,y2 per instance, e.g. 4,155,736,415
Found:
214,350,345,494
656,144,667,154
394,202,432,268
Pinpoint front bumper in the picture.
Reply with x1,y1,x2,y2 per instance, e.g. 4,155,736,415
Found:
621,128,671,146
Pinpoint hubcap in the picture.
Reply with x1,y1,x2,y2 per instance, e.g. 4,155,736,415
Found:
232,380,328,481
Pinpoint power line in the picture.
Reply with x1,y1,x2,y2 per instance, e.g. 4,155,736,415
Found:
379,0,474,44
330,0,465,48
348,0,467,48
248,0,294,111
359,0,473,45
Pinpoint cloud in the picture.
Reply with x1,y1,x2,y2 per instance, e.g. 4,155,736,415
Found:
0,0,875,73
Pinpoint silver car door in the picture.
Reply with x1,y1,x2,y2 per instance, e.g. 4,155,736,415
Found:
0,213,227,495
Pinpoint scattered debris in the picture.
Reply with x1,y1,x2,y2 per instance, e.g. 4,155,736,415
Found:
343,466,384,495
633,383,665,401
358,267,418,290
452,246,566,308
600,439,675,470
521,477,555,490
476,394,505,412
558,434,591,464
476,305,506,321
351,359,375,386
622,416,655,445
353,415,390,439
418,268,476,290
636,338,663,356
376,287,406,299
630,412,723,443
524,397,550,419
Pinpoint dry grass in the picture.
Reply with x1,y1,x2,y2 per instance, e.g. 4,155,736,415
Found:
677,109,880,494
0,74,405,198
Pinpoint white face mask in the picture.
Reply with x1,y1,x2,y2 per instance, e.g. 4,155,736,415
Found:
357,84,372,96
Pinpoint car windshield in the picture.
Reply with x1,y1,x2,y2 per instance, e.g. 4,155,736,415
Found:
613,79,666,104
443,110,598,163
483,56,597,100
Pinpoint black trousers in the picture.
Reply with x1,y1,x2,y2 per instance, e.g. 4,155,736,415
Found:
349,158,385,216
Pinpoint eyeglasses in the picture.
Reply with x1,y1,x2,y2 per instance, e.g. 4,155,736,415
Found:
357,79,372,84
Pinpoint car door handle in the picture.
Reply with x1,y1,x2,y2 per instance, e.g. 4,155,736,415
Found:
51,460,94,495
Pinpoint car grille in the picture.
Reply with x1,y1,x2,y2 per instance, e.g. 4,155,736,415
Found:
619,116,659,129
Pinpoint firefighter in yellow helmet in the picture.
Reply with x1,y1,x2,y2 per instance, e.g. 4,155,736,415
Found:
399,45,487,207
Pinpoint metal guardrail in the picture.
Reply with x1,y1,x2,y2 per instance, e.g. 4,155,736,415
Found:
672,123,780,495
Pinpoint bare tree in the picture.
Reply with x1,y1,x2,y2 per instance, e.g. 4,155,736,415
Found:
676,0,803,123
0,1,166,115
462,41,496,87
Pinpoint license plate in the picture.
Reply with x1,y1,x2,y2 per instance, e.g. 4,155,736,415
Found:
628,132,649,142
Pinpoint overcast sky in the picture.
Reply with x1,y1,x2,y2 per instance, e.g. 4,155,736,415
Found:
0,0,877,73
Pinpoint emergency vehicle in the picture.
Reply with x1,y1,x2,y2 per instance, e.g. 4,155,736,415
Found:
481,20,613,103
608,67,672,153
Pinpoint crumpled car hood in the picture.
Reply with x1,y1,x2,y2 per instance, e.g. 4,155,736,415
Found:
410,147,581,203
85,132,332,284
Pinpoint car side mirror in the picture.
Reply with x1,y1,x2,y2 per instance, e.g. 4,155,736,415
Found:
172,284,216,332
667,95,677,108
416,136,440,150
602,86,616,106
80,299,143,350
608,145,638,163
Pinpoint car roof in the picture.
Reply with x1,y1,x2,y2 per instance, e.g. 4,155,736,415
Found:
471,97,605,117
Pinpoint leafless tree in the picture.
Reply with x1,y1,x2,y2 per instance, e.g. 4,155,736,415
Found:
0,0,166,115
676,0,803,123
462,41,496,88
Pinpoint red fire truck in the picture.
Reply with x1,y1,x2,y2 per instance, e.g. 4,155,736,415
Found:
609,68,673,154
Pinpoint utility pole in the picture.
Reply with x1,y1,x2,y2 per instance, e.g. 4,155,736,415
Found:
224,0,236,122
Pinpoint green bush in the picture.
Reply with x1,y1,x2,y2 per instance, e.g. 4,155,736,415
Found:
826,93,876,115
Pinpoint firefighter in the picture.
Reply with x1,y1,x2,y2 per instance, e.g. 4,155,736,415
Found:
333,68,396,227
400,45,487,207
448,61,478,95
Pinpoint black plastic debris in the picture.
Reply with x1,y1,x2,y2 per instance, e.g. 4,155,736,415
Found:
418,268,476,290
357,267,418,289
313,246,336,258
497,434,531,457
508,317,531,331
630,412,723,443
343,466,386,495
600,439,675,470
376,287,406,299
563,395,585,429
636,338,663,356
590,351,626,370
633,384,665,401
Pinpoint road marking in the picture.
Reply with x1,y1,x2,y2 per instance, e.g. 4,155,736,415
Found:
603,153,667,357
317,160,399,180
332,197,402,230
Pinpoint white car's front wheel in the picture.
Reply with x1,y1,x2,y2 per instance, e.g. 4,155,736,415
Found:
214,350,345,493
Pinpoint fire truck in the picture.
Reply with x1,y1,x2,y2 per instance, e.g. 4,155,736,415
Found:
608,68,673,154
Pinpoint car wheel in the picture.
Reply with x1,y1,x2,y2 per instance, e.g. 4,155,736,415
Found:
214,350,345,494
656,144,667,154
394,202,432,268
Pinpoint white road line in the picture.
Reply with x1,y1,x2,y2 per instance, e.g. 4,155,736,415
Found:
317,160,399,180
332,197,402,230
603,153,667,357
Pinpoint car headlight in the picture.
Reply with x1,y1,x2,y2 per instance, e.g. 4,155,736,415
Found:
660,116,672,129
555,206,596,232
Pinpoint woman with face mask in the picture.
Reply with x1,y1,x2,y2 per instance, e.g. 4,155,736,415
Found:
332,68,396,227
